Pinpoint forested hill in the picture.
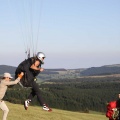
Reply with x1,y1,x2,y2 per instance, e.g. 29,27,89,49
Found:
80,64,120,76
0,65,16,74
0,64,120,76
0,65,67,74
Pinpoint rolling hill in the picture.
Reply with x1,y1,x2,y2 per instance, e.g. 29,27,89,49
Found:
0,65,67,75
0,101,108,120
80,64,120,76
0,64,120,78
0,65,16,74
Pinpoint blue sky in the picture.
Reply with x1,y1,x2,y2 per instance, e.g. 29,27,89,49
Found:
0,0,120,69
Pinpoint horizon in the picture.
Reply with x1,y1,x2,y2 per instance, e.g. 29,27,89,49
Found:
0,63,120,69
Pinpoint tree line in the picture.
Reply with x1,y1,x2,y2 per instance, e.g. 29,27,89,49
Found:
4,76,120,113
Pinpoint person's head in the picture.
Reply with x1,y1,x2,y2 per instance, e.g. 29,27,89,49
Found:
36,52,46,64
2,73,13,80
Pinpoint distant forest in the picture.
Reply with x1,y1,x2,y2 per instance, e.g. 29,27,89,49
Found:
1,64,120,76
80,66,120,76
4,76,120,113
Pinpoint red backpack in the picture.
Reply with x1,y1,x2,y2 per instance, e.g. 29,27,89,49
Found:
106,101,119,120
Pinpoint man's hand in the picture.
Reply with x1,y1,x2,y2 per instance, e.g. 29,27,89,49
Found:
40,68,44,72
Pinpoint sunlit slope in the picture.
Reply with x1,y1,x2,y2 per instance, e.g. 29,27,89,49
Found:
0,101,108,120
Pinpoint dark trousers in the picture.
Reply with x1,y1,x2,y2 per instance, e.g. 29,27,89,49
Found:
28,81,45,106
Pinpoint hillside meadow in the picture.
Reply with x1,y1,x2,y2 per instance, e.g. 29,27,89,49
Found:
0,101,108,120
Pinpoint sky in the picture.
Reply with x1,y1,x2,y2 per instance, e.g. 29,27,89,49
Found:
0,0,120,69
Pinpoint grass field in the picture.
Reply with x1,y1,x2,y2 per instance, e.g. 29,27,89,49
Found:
0,101,108,120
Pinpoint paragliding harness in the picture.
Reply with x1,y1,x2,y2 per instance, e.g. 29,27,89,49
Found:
106,101,120,120
15,57,41,87
18,72,28,88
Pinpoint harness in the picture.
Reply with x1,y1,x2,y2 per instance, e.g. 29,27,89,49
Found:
15,57,41,87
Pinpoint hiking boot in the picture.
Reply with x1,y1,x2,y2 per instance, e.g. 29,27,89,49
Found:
42,104,52,112
24,99,31,110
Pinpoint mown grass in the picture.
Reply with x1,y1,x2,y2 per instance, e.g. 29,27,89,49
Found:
0,101,108,120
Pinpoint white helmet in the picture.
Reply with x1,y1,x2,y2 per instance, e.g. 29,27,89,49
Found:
36,52,46,64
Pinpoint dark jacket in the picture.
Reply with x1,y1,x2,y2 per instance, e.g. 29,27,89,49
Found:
15,57,40,87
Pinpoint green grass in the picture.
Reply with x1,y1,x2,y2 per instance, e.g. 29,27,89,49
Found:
0,101,108,120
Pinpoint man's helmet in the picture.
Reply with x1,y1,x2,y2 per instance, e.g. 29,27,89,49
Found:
36,52,46,64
